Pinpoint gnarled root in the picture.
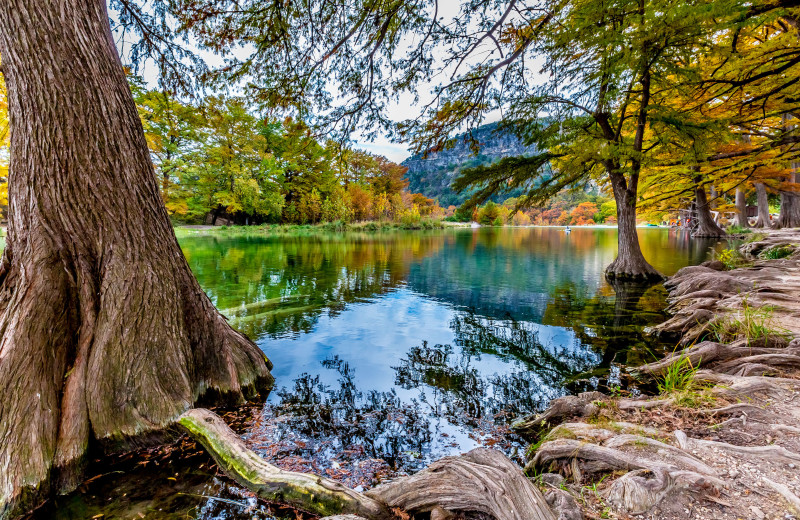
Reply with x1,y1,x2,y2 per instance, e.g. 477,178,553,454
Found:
511,392,605,436
180,408,558,520
635,338,793,376
605,468,674,515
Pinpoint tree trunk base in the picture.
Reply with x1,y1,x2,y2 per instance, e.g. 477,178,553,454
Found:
604,264,665,282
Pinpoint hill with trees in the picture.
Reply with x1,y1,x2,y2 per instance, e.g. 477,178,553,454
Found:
401,122,538,208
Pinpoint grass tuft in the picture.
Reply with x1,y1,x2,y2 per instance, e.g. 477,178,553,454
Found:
726,225,752,235
708,297,790,345
657,352,698,395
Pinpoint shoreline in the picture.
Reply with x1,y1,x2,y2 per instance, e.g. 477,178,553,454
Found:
519,229,800,519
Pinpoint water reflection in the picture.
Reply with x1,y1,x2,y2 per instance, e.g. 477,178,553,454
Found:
36,227,726,519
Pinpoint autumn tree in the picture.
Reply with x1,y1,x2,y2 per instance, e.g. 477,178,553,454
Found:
177,0,731,278
0,2,273,515
131,77,203,215
570,202,599,226
637,3,800,231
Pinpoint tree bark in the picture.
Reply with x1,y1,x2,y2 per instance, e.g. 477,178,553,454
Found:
692,183,726,237
733,188,749,228
775,168,800,229
0,1,273,516
754,182,771,228
601,68,662,281
605,180,663,280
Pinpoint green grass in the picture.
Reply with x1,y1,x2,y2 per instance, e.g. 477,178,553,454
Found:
657,352,699,395
174,219,444,237
726,225,753,235
760,245,795,260
708,298,790,345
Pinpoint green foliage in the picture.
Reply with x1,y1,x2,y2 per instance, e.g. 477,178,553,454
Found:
477,201,500,226
131,78,443,227
453,205,474,222
760,245,795,260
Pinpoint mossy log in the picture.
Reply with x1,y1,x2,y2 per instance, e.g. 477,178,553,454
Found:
179,409,391,519
180,408,557,520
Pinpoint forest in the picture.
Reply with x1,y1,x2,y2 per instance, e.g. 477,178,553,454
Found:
0,1,799,520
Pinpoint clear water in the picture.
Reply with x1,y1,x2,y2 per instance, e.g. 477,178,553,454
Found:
37,226,726,519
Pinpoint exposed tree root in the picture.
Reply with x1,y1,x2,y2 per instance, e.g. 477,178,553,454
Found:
635,339,793,376
180,408,558,520
511,392,605,436
761,478,800,513
528,439,726,492
675,430,800,464
521,231,800,519
605,468,674,515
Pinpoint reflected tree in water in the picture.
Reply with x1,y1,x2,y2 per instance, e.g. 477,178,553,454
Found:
542,279,668,388
247,355,437,487
395,313,601,423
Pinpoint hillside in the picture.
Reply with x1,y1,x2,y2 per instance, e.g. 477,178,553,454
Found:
401,122,538,207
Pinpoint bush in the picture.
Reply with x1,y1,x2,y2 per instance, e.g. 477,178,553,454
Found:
398,212,422,229
715,247,751,270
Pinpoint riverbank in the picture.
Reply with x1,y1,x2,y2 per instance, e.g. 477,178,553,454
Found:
174,219,446,237
517,229,800,519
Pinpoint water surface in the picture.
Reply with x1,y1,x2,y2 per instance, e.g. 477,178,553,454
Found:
40,226,725,519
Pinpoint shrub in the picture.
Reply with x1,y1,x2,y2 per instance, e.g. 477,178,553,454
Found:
715,247,750,270
478,201,500,225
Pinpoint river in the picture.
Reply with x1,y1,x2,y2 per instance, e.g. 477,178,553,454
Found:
36,226,726,519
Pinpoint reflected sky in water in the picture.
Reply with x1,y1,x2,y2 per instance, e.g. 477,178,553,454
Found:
181,227,726,471
37,227,726,520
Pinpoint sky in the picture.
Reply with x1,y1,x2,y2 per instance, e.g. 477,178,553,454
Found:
113,2,516,164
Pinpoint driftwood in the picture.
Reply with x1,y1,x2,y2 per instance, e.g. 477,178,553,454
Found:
179,408,557,520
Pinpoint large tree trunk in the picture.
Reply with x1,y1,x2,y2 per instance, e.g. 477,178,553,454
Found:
0,1,273,516
733,188,749,228
754,183,771,228
775,169,800,229
692,182,726,237
605,181,663,280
